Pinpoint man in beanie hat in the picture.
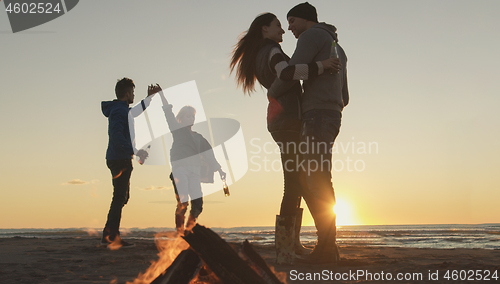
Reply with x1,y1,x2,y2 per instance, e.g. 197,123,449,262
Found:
269,2,349,264
286,2,319,37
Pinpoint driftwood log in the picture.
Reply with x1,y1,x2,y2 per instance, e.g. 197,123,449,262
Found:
241,240,283,284
183,224,283,284
150,248,202,284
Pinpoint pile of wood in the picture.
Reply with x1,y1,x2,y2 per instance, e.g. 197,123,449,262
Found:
151,224,283,284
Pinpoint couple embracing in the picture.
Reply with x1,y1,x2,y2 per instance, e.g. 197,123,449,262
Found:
230,2,349,265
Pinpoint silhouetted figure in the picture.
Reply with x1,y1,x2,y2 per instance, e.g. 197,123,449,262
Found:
269,2,350,264
156,87,226,235
100,78,160,249
230,12,340,264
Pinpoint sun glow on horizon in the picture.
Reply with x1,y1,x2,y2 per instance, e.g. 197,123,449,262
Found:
333,198,358,226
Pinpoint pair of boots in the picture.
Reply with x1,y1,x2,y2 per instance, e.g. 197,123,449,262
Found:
276,209,341,265
275,208,311,265
296,218,340,264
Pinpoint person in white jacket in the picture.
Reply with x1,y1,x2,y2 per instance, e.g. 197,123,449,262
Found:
156,86,226,235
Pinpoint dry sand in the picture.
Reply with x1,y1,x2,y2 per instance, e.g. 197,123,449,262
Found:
0,236,499,284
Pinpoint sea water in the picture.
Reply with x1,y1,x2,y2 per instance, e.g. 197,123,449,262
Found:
1,224,499,250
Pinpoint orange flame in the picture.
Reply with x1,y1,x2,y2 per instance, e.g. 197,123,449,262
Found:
188,265,220,284
126,231,189,284
113,170,124,179
269,265,288,284
107,235,124,251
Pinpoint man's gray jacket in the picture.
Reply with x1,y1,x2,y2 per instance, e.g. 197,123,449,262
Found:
269,22,349,114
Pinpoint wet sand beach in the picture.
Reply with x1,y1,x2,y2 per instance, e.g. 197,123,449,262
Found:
0,236,499,284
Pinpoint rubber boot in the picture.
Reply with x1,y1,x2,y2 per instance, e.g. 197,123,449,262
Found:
294,208,312,255
302,234,340,264
275,215,295,265
296,217,340,264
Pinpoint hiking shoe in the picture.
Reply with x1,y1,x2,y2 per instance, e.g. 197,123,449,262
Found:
107,239,136,250
100,235,112,247
100,236,135,249
100,240,111,247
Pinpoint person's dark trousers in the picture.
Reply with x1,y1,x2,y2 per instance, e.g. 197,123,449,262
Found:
103,159,133,241
170,172,203,232
271,130,304,216
300,110,341,242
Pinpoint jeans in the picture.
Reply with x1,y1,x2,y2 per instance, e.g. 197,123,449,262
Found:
103,159,133,240
300,110,341,239
271,130,305,217
171,166,203,219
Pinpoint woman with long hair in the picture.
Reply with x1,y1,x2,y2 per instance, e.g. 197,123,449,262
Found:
230,13,340,264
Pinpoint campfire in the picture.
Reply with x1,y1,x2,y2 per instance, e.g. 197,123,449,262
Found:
127,225,286,284
126,231,189,283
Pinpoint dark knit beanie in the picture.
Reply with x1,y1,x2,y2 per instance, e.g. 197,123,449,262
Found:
287,2,318,23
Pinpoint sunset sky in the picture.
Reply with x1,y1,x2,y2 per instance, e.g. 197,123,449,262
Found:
1,0,499,229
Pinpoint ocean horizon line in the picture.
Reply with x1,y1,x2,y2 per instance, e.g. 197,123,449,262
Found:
2,224,498,250
1,222,499,231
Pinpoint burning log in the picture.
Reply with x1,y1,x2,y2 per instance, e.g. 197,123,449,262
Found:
241,240,283,284
147,225,283,284
150,248,202,284
183,224,283,284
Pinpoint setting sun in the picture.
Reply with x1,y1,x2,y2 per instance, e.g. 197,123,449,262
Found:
333,199,357,226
